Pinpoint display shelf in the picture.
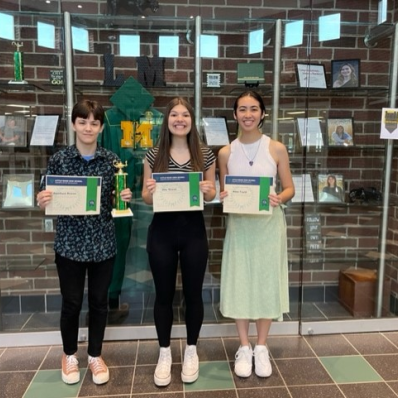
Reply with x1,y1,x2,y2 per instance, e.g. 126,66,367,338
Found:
279,86,389,97
0,81,50,93
289,250,398,265
73,82,194,95
218,85,389,97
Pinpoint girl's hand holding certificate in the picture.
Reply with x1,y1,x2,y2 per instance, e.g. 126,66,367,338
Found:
151,172,205,212
221,175,277,215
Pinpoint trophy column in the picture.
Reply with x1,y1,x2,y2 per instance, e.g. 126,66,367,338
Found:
112,160,133,217
9,42,28,84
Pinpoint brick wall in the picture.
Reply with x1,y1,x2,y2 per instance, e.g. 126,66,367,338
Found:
1,0,397,314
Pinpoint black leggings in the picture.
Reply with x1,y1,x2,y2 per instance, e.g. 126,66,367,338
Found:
146,211,209,347
56,253,114,357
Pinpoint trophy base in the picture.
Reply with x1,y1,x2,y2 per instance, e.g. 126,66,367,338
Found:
112,208,134,218
8,80,28,84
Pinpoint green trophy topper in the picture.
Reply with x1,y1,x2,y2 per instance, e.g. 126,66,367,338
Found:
9,42,28,84
112,160,133,218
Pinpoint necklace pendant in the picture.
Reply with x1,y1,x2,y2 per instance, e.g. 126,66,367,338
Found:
249,161,253,166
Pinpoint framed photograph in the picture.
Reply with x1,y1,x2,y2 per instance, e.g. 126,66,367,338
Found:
295,63,327,89
327,117,354,147
0,115,28,147
2,174,34,209
331,59,360,88
318,174,345,203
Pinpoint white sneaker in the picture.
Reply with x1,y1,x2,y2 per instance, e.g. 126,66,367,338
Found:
234,345,253,377
254,345,272,377
88,355,109,384
181,345,199,383
61,353,80,384
154,347,172,386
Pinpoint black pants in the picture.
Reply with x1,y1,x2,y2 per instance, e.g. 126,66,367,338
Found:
56,253,114,357
146,211,209,347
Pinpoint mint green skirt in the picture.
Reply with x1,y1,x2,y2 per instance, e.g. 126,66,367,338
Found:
220,205,289,320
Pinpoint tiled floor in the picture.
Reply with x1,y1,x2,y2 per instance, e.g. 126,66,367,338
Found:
1,332,398,398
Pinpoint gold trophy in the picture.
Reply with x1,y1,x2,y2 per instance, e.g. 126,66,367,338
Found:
112,160,133,217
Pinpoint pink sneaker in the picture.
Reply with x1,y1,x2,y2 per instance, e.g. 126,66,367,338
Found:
61,353,79,384
88,355,109,384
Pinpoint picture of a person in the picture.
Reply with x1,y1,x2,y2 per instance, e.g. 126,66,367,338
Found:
331,125,353,146
333,62,358,88
319,175,344,203
0,116,24,146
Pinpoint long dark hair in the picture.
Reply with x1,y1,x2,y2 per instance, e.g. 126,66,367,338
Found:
233,90,266,128
327,175,337,187
153,97,204,172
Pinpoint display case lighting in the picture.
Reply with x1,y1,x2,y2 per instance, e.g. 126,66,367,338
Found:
6,104,29,108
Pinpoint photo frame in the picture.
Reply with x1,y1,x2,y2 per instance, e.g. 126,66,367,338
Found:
296,117,324,148
0,115,28,147
295,63,327,89
2,174,34,209
327,117,354,147
331,59,360,88
237,62,265,86
206,73,221,88
202,117,230,146
30,115,60,146
291,174,315,203
318,174,345,203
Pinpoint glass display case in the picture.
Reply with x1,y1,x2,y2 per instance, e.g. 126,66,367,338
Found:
1,7,397,344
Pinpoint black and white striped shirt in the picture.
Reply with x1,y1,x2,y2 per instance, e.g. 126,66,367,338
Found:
146,146,215,172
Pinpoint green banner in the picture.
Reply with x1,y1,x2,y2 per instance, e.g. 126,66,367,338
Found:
259,177,271,211
189,173,201,207
86,177,98,211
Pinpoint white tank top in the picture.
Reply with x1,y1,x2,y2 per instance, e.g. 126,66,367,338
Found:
227,135,277,185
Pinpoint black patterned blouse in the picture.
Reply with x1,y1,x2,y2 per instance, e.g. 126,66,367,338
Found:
40,145,120,262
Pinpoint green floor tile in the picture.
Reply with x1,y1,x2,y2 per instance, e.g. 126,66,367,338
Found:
320,356,382,384
23,369,86,398
184,361,235,391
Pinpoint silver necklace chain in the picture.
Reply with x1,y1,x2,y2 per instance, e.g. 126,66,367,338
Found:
240,138,261,166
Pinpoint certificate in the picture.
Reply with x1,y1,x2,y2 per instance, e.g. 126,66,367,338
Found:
152,172,203,212
295,63,327,89
202,117,230,146
223,175,274,215
291,174,314,203
296,118,324,148
45,175,102,215
30,115,59,146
